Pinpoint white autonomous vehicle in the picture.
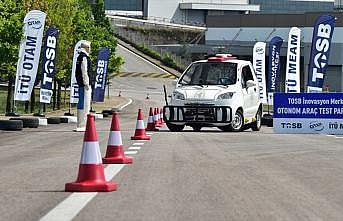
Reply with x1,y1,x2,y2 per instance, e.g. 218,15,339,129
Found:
163,54,262,132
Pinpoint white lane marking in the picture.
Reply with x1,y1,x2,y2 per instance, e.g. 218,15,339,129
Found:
327,134,335,137
118,98,133,110
336,136,343,139
105,164,125,181
118,44,169,74
39,164,125,221
129,146,141,150
124,151,138,155
133,142,144,145
146,132,154,135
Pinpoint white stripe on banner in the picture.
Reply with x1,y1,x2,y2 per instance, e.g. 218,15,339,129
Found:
14,10,46,101
136,120,145,129
80,141,102,164
108,131,122,146
285,27,301,93
253,42,267,104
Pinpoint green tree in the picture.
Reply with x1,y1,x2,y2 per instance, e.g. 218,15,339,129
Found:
0,0,24,113
1,0,123,113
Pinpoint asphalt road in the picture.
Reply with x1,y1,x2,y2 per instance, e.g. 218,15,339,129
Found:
1,76,343,221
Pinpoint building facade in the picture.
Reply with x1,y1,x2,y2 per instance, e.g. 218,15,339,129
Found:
105,0,335,25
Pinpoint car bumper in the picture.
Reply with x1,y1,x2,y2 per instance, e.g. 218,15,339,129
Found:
163,105,232,126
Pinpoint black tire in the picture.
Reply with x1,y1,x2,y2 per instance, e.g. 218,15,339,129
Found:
191,126,202,132
102,112,109,118
0,120,23,131
266,118,273,127
47,117,61,124
261,114,273,127
60,117,69,123
228,110,244,132
261,114,272,126
10,117,39,128
102,109,114,115
251,108,262,131
166,123,185,132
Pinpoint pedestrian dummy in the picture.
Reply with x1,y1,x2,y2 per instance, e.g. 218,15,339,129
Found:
75,41,92,131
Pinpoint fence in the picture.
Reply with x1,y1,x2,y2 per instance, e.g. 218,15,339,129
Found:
0,84,71,114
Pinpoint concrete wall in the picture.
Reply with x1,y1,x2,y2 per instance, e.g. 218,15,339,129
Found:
147,0,184,22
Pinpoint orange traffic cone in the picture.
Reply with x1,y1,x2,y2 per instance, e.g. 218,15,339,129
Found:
103,112,133,164
131,109,150,140
160,108,165,125
146,107,157,131
65,114,117,192
154,108,161,128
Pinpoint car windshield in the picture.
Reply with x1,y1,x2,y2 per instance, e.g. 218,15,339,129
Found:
179,62,237,86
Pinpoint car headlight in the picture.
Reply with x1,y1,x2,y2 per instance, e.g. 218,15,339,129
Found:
217,92,234,100
173,91,185,100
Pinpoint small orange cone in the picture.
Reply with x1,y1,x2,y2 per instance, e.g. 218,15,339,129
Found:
103,112,133,164
65,114,117,192
146,107,157,131
154,108,161,128
131,109,150,140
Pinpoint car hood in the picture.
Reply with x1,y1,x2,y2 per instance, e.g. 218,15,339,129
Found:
175,85,236,100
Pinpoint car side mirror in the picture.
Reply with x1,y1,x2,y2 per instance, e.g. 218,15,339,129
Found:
172,78,178,86
246,80,256,88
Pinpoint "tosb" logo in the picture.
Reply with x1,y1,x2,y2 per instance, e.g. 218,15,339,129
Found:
281,122,302,129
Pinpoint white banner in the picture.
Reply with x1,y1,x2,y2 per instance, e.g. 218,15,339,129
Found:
274,118,343,135
253,42,267,104
14,10,46,101
285,27,301,93
70,40,88,104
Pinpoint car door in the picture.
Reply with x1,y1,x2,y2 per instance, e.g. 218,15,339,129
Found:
241,65,257,118
248,63,261,110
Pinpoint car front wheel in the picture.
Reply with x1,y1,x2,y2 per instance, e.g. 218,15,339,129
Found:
228,110,244,132
251,108,262,131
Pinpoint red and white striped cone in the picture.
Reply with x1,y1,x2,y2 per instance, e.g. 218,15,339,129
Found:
154,108,161,128
160,108,165,125
103,112,133,164
65,114,117,192
131,109,150,140
146,107,158,131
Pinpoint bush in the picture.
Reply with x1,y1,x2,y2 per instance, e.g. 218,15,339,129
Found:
137,45,161,60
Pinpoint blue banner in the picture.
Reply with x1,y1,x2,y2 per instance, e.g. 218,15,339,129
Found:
273,93,343,134
274,93,343,119
307,14,335,93
40,27,58,103
268,36,283,94
93,48,110,102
